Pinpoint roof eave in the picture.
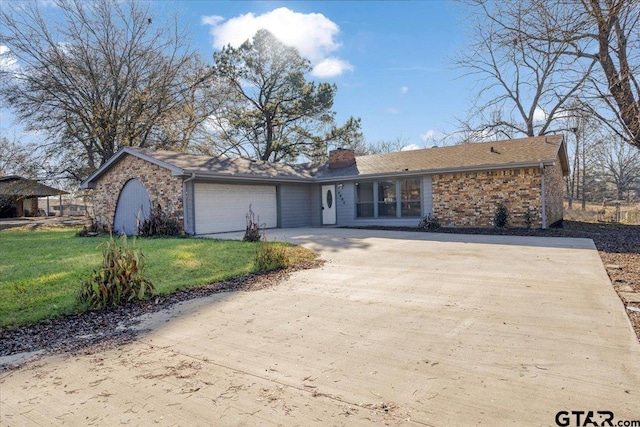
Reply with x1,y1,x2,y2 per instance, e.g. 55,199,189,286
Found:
80,147,185,189
557,137,570,176
315,160,557,182
182,170,312,184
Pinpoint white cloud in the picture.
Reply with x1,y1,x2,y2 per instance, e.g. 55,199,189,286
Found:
312,57,353,78
533,106,547,122
37,0,58,7
420,130,444,142
201,115,225,134
385,107,400,115
401,144,421,151
0,45,18,71
202,7,353,77
400,86,408,94
201,15,224,26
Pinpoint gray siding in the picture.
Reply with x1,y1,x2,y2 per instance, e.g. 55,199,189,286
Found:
182,175,432,232
334,176,431,228
336,182,355,224
422,175,433,215
279,183,314,228
183,179,196,235
310,185,321,226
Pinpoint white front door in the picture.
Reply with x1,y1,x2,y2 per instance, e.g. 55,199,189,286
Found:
321,185,337,225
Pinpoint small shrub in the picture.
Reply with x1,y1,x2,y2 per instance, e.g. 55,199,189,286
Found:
139,203,181,237
76,219,109,237
77,235,155,309
419,214,441,231
254,242,288,271
523,207,534,229
243,205,263,242
494,203,509,228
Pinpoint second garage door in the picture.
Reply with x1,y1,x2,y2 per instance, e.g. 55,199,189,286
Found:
194,183,277,234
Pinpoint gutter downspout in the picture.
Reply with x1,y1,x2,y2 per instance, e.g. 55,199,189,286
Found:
182,173,196,235
540,162,547,230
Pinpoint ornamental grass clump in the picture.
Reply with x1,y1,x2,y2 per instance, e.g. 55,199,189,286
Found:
254,241,288,272
419,214,441,231
78,235,155,309
138,203,181,237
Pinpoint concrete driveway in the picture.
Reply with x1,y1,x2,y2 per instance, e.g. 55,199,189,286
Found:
1,228,639,426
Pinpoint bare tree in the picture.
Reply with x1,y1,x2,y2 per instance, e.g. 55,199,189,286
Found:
456,1,597,140
0,136,46,216
0,0,212,180
358,137,415,155
542,0,640,149
0,136,41,178
567,112,603,210
462,0,640,149
596,138,640,200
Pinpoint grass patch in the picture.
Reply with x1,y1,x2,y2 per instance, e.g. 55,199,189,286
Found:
0,228,316,328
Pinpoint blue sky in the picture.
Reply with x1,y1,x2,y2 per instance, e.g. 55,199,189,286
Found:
1,0,472,149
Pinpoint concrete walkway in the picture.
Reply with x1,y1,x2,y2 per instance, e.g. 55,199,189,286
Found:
1,228,639,426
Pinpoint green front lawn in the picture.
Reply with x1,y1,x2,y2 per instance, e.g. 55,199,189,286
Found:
0,228,315,328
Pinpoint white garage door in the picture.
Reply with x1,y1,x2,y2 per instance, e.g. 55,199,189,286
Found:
194,183,277,234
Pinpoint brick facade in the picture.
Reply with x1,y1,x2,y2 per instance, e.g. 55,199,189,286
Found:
90,150,565,232
329,148,356,169
432,167,547,228
544,161,564,226
92,154,184,230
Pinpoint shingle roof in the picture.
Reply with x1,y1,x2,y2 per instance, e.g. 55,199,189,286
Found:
129,148,315,180
318,135,568,179
0,176,68,197
81,135,568,188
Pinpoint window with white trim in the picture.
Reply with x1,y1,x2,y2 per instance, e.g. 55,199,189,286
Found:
400,179,421,217
355,179,422,218
377,180,396,217
355,182,374,218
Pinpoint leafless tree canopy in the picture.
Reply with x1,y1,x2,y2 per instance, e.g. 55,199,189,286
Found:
0,137,40,178
456,0,596,140
596,138,640,199
458,0,640,149
356,137,414,155
0,0,213,180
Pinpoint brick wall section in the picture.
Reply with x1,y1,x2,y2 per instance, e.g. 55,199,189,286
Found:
92,154,184,229
329,149,356,169
544,161,564,226
432,167,545,228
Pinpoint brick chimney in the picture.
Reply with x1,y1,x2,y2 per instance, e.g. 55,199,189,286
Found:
328,148,356,169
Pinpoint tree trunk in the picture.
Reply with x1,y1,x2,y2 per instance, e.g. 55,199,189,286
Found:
581,135,587,210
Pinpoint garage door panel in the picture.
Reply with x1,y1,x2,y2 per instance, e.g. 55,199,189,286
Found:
194,183,277,234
